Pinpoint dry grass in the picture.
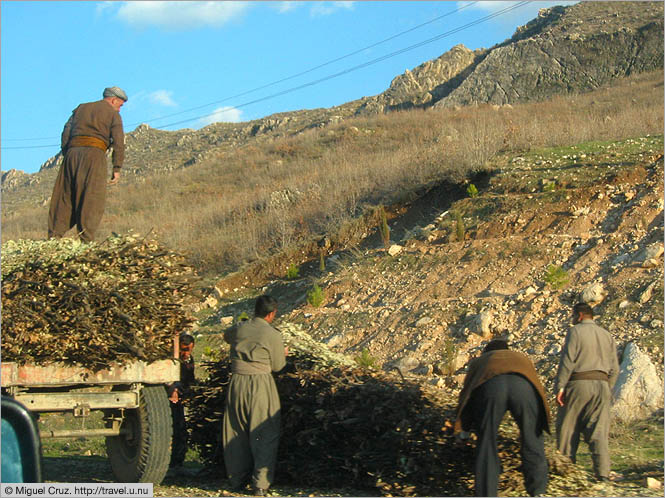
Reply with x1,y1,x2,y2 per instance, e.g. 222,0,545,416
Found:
3,71,663,277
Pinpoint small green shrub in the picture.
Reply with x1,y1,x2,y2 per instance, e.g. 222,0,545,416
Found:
203,345,226,362
354,348,377,369
542,181,556,192
455,211,465,242
521,244,541,258
544,264,569,290
466,183,479,198
236,311,250,323
378,206,391,247
440,337,459,375
286,263,300,280
307,284,325,307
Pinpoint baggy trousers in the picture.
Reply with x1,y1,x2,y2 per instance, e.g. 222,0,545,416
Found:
470,374,548,497
48,147,108,242
170,402,187,467
556,379,611,478
223,373,281,490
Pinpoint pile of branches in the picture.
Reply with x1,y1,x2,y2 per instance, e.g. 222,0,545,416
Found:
187,339,475,496
188,324,600,496
1,235,201,370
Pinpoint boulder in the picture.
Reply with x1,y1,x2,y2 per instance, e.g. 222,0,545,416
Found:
390,356,421,375
524,286,538,297
324,333,344,348
637,242,664,268
644,242,664,260
646,477,662,490
203,295,218,308
580,282,607,305
638,281,658,304
612,342,664,422
471,311,493,338
388,244,403,257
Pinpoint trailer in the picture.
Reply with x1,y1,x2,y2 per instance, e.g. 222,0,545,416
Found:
1,339,181,484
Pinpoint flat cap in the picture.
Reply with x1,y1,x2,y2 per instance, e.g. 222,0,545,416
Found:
103,86,128,101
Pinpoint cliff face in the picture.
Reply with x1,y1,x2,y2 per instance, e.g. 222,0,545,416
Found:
354,44,486,115
434,2,664,109
355,2,664,113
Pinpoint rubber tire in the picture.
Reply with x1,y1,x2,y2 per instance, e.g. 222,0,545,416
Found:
106,385,172,483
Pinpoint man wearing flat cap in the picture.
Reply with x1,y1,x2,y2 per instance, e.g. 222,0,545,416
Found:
48,86,128,242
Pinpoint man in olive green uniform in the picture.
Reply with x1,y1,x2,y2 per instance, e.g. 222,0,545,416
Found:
223,295,288,496
555,302,619,482
48,86,127,242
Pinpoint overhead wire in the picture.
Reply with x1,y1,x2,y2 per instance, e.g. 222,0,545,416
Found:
154,1,529,130
2,1,528,150
2,2,477,149
122,1,480,128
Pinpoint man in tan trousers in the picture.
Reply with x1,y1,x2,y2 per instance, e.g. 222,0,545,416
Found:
555,302,619,482
48,86,127,242
223,295,288,496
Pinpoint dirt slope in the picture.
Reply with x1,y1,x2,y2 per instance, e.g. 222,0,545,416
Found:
212,135,664,395
36,138,664,497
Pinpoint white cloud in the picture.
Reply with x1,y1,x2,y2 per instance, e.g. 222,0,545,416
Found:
276,2,299,14
199,106,243,126
126,90,177,109
461,1,522,14
114,1,250,30
458,1,577,23
95,2,115,17
148,90,177,107
310,1,355,17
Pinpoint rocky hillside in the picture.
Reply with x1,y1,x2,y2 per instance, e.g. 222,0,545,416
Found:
353,2,664,112
208,135,664,421
1,1,661,189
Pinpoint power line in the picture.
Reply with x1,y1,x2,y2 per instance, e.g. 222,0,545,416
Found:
2,136,61,142
2,1,529,149
2,2,477,149
2,144,61,150
155,1,529,130
123,1,480,128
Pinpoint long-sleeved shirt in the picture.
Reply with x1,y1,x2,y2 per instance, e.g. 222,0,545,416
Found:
555,318,620,392
455,349,551,433
224,317,286,374
61,99,125,170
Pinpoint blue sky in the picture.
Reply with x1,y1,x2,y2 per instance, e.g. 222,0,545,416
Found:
1,1,573,174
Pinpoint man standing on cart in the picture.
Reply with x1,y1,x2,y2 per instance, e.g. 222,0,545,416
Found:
48,86,127,242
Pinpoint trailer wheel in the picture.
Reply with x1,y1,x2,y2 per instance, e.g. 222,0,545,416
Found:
106,385,172,483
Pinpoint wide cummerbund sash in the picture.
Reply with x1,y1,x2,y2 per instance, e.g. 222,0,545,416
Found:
231,359,271,375
569,370,609,382
68,135,108,151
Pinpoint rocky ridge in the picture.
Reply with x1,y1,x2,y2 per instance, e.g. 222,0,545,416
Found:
434,2,664,109
2,2,661,191
359,2,664,112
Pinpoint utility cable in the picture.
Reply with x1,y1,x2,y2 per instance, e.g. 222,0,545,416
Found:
123,1,479,128
2,1,527,149
155,1,529,130
2,2,477,147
